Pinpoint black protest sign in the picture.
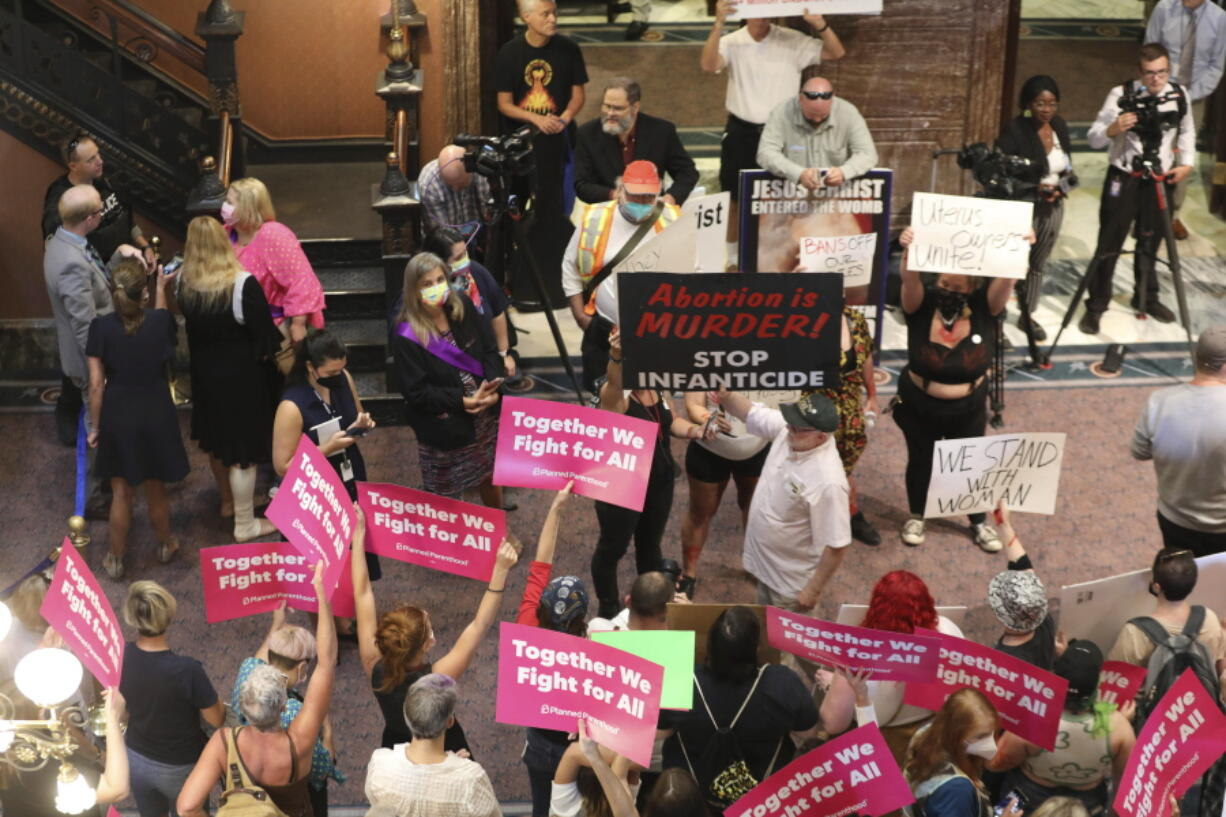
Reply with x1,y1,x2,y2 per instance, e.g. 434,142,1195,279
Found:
618,272,843,391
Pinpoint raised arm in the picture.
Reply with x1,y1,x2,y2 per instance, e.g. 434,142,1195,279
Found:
432,540,521,679
898,226,924,314
351,506,383,677
288,562,336,749
95,687,131,804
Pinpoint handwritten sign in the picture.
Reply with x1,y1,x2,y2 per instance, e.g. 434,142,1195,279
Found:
494,396,656,511
265,435,354,601
1058,552,1226,654
725,724,913,817
923,433,1066,518
199,540,356,622
40,541,124,687
358,482,503,582
903,631,1068,750
766,607,942,683
731,0,883,20
1114,669,1226,817
910,192,1033,279
495,622,664,766
618,272,843,392
800,233,877,288
591,629,695,710
1098,661,1148,706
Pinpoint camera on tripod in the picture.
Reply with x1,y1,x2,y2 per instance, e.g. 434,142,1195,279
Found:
455,125,537,181
955,143,1036,200
1118,84,1183,172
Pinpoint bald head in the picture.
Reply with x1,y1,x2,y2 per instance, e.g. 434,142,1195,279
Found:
438,145,472,190
59,184,103,231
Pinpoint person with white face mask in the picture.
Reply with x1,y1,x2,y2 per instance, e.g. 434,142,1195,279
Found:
230,604,343,817
904,689,1015,817
390,252,506,504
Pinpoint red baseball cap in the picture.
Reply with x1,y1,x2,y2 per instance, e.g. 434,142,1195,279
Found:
622,160,661,195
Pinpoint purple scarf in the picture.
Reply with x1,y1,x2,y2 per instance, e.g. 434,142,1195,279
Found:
395,322,485,378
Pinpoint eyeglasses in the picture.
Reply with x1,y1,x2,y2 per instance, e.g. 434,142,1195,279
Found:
801,90,834,101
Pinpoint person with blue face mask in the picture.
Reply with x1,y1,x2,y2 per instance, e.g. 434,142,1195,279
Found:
390,252,506,504
561,160,681,393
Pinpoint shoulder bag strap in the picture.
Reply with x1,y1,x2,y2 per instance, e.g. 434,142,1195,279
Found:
581,202,664,302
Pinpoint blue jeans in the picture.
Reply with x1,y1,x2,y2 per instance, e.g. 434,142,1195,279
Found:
127,747,196,817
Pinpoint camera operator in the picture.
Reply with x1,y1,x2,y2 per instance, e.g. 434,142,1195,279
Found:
996,75,1077,343
1078,43,1194,336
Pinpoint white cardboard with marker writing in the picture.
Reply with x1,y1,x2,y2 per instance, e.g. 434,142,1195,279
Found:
909,192,1033,279
923,432,1066,518
1058,552,1226,654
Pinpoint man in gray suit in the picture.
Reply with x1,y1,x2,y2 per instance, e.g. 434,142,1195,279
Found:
44,184,144,516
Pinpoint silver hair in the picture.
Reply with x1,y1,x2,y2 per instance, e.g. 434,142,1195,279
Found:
240,663,288,732
403,673,457,740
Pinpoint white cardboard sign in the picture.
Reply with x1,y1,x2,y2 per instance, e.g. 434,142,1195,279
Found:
923,432,1066,519
909,192,1033,279
799,233,877,287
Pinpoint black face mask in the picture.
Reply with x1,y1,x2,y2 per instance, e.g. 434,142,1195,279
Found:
315,372,346,391
935,288,969,323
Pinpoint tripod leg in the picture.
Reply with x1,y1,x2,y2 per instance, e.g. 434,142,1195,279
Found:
512,217,586,403
1155,180,1195,349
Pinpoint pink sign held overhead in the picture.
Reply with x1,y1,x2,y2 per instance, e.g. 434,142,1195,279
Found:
40,540,124,687
357,482,503,582
495,622,664,767
1114,669,1226,817
1097,661,1147,707
200,541,356,622
494,396,656,511
902,631,1067,750
766,607,942,683
265,435,355,600
725,724,913,817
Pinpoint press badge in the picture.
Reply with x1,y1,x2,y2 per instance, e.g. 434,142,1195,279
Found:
1109,178,1122,198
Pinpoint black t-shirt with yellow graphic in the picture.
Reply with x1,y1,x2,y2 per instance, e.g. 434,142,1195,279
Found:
495,33,588,131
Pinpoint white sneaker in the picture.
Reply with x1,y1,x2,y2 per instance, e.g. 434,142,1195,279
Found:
901,518,925,546
972,522,1003,553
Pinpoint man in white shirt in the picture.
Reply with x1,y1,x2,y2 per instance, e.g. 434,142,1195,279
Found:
1079,42,1195,336
1145,0,1226,235
700,0,844,248
716,390,850,613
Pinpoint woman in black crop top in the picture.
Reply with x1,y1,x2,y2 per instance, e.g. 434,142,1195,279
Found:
593,327,716,619
892,227,1024,552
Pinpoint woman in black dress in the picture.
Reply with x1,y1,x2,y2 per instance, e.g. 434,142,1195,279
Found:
87,259,189,579
272,330,382,580
390,252,505,505
178,216,282,541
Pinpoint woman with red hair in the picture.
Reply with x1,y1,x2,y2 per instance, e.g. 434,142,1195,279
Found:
818,571,964,763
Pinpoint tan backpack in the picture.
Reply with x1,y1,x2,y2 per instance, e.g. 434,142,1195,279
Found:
216,727,291,817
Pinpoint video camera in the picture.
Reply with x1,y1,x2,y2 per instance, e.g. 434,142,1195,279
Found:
454,124,537,181
1117,84,1183,173
956,143,1035,200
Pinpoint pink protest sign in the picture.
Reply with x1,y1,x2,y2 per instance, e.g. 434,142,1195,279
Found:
265,435,355,600
725,723,913,817
200,541,356,622
902,631,1067,750
766,607,942,683
357,482,503,582
40,540,124,687
495,622,664,766
1097,661,1147,706
1114,669,1226,817
494,396,656,511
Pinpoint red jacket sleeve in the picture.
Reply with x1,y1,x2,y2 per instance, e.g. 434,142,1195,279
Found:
516,561,553,626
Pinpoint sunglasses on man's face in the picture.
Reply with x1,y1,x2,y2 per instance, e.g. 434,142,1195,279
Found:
801,90,834,100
